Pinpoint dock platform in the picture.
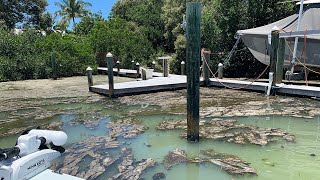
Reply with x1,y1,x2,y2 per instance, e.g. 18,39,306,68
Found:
91,74,189,96
209,78,320,97
91,68,320,98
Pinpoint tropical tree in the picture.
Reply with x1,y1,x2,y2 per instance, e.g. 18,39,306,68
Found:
0,0,50,30
54,0,92,29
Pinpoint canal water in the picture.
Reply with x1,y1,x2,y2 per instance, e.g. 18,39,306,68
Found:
0,100,319,180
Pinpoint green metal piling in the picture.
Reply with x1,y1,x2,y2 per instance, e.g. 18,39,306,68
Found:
86,67,93,92
51,52,57,80
270,30,279,86
106,53,114,98
276,38,285,84
186,2,201,142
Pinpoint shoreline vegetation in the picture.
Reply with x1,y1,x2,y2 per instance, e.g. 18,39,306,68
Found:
0,0,297,82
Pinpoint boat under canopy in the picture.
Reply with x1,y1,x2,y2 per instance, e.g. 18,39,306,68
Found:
237,2,320,69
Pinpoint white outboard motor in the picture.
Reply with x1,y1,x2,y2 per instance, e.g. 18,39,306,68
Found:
0,130,73,180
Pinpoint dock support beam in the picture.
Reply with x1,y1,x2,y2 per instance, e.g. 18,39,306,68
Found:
107,53,114,98
276,38,285,84
163,59,168,77
202,49,210,86
51,52,57,80
116,61,120,76
218,63,223,79
136,62,140,78
152,61,156,70
181,61,185,75
186,2,201,142
86,67,93,92
270,30,279,86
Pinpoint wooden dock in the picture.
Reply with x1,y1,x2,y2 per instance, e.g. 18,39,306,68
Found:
91,68,320,98
91,74,189,96
209,78,320,97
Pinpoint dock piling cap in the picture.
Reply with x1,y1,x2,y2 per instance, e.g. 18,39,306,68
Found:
86,67,92,71
152,61,156,64
181,61,185,65
218,63,223,67
116,61,120,63
106,52,113,58
136,62,140,66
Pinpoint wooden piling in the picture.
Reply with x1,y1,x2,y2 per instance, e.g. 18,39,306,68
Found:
136,62,140,78
86,67,93,92
202,49,210,86
51,52,57,80
106,53,114,98
218,63,223,79
186,2,201,142
131,60,135,70
270,30,279,86
181,61,185,75
152,61,156,70
116,61,120,76
276,38,285,84
163,59,168,77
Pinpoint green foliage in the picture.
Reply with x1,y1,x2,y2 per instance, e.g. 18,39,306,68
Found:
0,0,51,30
0,29,95,81
36,33,95,77
73,13,104,35
91,17,154,68
112,0,165,50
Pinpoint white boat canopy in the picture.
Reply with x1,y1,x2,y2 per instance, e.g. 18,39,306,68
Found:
237,2,320,40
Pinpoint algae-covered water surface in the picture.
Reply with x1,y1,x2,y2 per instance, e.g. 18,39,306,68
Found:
0,88,320,180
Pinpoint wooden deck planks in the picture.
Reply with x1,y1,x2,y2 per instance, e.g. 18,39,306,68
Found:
91,75,188,96
209,78,320,97
91,69,320,97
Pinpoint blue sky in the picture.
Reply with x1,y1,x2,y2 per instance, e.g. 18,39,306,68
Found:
47,0,117,28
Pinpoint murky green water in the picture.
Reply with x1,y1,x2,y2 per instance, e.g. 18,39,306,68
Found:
0,101,320,180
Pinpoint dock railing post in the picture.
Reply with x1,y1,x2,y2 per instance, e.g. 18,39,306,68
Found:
51,52,57,80
86,67,93,92
106,53,114,98
186,2,201,142
276,38,285,84
181,61,185,75
136,62,140,78
131,60,135,70
116,61,120,76
202,49,210,86
270,29,279,86
218,63,223,79
152,61,156,70
163,59,168,77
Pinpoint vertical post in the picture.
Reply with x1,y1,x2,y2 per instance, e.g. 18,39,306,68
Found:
181,61,185,75
202,49,210,86
276,38,285,84
218,63,223,79
270,30,279,86
106,53,114,98
163,59,168,77
136,62,140,78
116,61,120,76
86,67,93,92
131,60,135,70
51,52,57,80
186,2,201,142
152,61,156,70
290,0,304,73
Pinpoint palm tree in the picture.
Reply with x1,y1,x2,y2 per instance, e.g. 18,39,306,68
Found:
54,0,92,28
